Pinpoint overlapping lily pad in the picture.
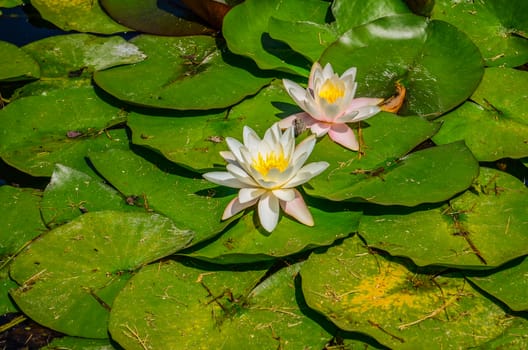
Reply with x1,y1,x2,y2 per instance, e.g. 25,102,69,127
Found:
0,41,40,82
432,0,528,67
304,113,478,205
100,0,214,36
89,148,235,245
188,197,361,264
9,211,193,338
301,235,517,349
223,0,330,75
109,260,335,349
433,67,528,161
41,164,136,227
94,35,272,110
30,0,130,34
0,85,128,177
321,14,484,117
359,167,528,268
128,81,297,172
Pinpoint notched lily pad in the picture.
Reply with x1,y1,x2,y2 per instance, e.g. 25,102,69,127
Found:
0,41,40,82
321,14,484,117
432,0,528,67
89,148,235,245
433,67,528,161
109,260,333,349
301,235,517,349
94,35,272,110
41,164,137,227
9,211,193,338
30,0,130,34
359,167,528,268
0,85,128,177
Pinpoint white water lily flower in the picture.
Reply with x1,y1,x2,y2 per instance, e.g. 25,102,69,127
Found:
203,123,329,233
280,62,383,151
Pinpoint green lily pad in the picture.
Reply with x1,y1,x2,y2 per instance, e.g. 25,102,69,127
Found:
1,270,18,314
467,256,528,312
0,85,128,177
94,35,272,110
128,81,296,172
432,0,528,67
9,211,193,338
188,197,361,264
304,113,478,205
359,167,528,268
22,34,146,78
109,260,336,349
301,235,516,349
0,41,40,82
30,0,130,34
100,0,214,36
89,148,234,245
0,186,45,259
0,0,22,8
222,0,330,75
41,164,137,227
321,14,484,117
331,0,411,33
433,67,528,161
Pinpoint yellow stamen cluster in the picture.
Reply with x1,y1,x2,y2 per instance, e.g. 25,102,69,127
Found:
318,79,345,104
252,151,288,176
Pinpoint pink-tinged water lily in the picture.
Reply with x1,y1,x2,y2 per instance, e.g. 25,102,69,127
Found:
280,62,383,151
203,123,329,233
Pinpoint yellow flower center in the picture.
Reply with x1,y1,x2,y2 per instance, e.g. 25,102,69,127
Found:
318,79,345,104
252,151,288,176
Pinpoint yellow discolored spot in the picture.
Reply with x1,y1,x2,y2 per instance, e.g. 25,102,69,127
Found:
252,151,288,176
318,79,345,104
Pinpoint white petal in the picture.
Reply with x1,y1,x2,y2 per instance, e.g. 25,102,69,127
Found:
239,187,266,203
243,126,261,151
341,66,357,80
352,105,382,122
226,164,258,187
292,135,316,167
272,188,295,202
225,137,245,163
280,189,314,226
284,161,329,187
321,62,335,79
219,151,237,164
258,192,280,232
222,196,258,220
309,122,331,137
308,62,323,89
283,79,308,105
202,171,248,188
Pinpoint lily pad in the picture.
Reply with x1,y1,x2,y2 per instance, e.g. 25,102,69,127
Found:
478,316,528,349
22,34,146,77
433,67,528,161
30,0,130,34
321,14,484,117
41,164,137,227
1,271,18,314
89,148,235,245
0,85,128,177
359,167,528,268
94,35,272,110
0,186,45,259
467,256,528,312
0,41,40,82
432,0,528,67
42,336,117,350
301,235,517,349
127,81,295,172
304,112,478,206
109,260,335,349
222,0,330,75
9,211,194,338
188,197,361,264
100,0,214,36
0,0,22,8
